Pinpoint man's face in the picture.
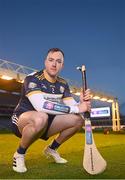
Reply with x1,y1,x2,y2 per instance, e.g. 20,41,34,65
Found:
45,51,64,77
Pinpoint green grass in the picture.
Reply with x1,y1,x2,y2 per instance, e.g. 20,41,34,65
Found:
0,132,125,179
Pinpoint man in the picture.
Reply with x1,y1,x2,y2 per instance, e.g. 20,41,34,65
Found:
11,48,91,173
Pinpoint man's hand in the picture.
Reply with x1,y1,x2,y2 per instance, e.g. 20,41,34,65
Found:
78,88,91,113
80,89,91,102
78,101,91,113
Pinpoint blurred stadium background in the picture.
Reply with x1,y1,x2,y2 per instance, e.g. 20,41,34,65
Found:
0,59,125,132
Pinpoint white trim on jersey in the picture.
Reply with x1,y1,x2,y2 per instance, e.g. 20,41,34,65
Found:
26,71,37,76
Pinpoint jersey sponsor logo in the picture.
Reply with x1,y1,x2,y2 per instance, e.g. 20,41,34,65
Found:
50,85,55,88
28,82,37,89
60,86,64,93
43,101,70,113
54,104,69,113
43,102,54,110
45,97,61,103
43,93,63,103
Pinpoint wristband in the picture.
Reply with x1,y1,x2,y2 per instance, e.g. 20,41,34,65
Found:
70,106,79,114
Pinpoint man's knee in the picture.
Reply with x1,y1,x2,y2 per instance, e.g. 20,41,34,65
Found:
33,112,48,133
74,116,84,129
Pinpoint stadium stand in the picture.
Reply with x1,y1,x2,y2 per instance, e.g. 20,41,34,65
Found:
0,94,20,115
0,59,36,131
0,87,20,131
0,59,123,131
0,78,21,129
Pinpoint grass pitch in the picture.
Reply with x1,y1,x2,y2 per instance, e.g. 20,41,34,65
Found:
0,131,125,179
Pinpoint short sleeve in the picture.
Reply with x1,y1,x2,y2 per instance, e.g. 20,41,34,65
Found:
24,75,41,96
63,82,72,98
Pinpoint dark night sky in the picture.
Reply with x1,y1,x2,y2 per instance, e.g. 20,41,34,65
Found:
0,0,125,104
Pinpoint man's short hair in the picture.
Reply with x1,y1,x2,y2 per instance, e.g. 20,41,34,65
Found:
47,48,64,58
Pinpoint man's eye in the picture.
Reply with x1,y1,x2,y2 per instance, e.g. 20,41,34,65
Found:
56,59,62,63
48,58,53,61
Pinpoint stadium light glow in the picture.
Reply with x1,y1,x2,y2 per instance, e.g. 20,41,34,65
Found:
72,91,115,103
17,80,24,83
74,92,80,96
100,98,107,101
1,75,13,80
107,99,114,103
92,96,100,100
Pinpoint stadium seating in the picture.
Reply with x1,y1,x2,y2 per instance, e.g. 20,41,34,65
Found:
0,87,20,130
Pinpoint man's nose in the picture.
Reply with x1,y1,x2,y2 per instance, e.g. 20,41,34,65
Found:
52,61,56,66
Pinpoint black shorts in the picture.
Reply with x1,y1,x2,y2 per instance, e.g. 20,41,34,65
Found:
11,113,56,141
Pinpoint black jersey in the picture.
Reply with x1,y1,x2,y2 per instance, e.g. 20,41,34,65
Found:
13,70,73,116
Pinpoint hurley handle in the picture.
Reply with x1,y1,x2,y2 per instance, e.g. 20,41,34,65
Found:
81,65,90,119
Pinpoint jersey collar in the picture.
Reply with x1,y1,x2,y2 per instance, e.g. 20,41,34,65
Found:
43,69,57,83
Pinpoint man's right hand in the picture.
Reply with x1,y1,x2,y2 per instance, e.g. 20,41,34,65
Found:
77,100,91,113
